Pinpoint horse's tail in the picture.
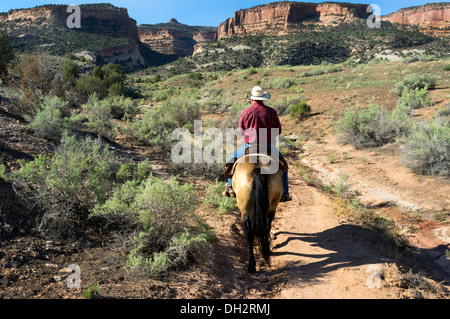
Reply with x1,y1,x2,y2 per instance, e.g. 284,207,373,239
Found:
252,167,270,264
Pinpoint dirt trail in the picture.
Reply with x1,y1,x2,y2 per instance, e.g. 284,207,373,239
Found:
207,153,449,299
268,163,398,298
300,137,450,214
1,110,449,299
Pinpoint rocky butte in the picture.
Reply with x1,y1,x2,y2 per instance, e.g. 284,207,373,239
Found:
383,2,450,38
0,4,162,69
138,18,217,56
217,1,372,39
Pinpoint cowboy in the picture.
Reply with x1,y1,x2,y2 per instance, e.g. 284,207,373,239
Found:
223,86,291,202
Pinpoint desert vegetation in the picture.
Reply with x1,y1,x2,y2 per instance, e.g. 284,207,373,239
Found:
0,32,217,278
154,20,448,75
1,16,449,299
336,71,449,177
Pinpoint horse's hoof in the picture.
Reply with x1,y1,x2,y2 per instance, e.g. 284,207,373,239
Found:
247,265,256,274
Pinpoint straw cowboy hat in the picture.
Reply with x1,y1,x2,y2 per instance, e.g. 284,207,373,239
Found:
249,86,271,101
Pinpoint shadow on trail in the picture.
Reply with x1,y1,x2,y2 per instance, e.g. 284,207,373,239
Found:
270,223,450,286
272,224,388,281
271,224,391,285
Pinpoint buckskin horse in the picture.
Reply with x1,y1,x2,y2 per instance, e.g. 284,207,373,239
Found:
227,146,286,273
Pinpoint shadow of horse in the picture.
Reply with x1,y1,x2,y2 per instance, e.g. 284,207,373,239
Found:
270,223,450,286
270,224,395,285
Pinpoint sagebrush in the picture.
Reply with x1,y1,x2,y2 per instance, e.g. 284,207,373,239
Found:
336,103,395,148
93,175,213,275
400,118,450,176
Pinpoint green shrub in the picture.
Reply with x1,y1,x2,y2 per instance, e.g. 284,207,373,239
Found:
397,87,433,110
108,82,126,97
267,78,297,89
400,118,450,176
81,93,117,139
93,175,212,275
0,28,15,81
76,74,108,101
204,180,236,215
4,134,122,238
289,101,311,121
130,92,200,149
437,103,450,117
247,67,258,75
402,55,437,63
107,95,138,119
388,99,416,136
165,97,201,129
392,73,436,95
134,177,200,249
62,58,81,86
387,88,432,137
299,65,343,77
152,89,170,102
187,72,203,81
336,103,395,148
130,105,178,151
29,96,69,142
75,63,127,102
443,65,450,71
200,88,234,113
83,282,99,299
222,102,248,129
152,74,162,82
273,95,301,116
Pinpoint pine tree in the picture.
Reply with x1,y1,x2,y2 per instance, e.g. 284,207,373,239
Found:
0,25,15,82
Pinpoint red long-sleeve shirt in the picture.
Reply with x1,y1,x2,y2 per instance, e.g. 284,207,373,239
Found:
238,101,282,145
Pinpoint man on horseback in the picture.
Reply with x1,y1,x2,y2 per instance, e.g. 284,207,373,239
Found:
223,86,291,202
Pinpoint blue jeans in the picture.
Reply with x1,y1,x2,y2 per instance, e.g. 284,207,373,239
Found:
227,144,289,195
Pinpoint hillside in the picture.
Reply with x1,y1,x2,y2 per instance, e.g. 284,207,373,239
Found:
216,1,449,40
158,20,447,74
383,2,450,38
1,57,449,299
218,1,371,39
147,1,449,74
0,0,449,303
0,4,174,70
138,19,217,56
1,1,448,71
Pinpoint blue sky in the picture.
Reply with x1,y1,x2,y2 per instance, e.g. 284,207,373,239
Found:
0,1,445,26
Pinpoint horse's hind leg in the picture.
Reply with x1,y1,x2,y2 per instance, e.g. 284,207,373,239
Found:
268,210,276,248
243,215,256,273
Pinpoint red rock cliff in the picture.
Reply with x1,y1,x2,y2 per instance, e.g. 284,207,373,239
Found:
0,4,147,69
0,4,140,42
138,19,217,56
218,1,371,39
383,3,450,37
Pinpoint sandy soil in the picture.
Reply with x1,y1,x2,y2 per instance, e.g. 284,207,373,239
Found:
2,137,448,299
1,60,450,299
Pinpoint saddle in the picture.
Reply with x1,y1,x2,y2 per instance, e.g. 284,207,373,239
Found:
223,145,289,179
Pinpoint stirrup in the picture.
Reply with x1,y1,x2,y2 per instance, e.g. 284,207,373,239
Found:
222,185,236,198
280,194,292,202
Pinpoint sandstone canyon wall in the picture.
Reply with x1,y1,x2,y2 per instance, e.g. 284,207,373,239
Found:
138,19,217,56
217,2,372,39
0,4,149,68
383,3,450,37
0,4,139,41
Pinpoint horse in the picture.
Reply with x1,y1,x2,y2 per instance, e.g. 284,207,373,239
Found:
231,150,284,273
